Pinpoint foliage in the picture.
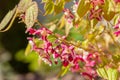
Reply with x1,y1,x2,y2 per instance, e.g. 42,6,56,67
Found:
1,0,120,80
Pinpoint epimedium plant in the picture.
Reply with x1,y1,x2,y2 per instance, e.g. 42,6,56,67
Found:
0,0,120,80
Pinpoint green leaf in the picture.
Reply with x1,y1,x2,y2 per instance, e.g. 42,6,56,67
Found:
15,50,39,71
44,0,54,15
25,1,38,28
107,68,118,80
81,39,89,49
0,6,17,32
77,0,90,18
90,19,98,28
97,67,108,79
97,67,118,80
18,0,32,13
69,27,84,41
102,0,115,21
58,16,65,29
115,3,120,12
54,0,65,14
95,25,105,35
25,43,31,56
58,66,69,77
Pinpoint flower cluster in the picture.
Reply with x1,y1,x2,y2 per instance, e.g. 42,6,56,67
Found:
114,18,120,37
27,27,101,79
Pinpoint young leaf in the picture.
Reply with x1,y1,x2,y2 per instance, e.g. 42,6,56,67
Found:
18,0,32,13
65,21,73,36
25,1,38,28
44,0,54,15
102,0,115,21
97,67,108,79
25,43,31,56
0,6,17,32
77,0,90,18
107,68,118,80
58,66,69,77
54,0,65,14
58,16,65,29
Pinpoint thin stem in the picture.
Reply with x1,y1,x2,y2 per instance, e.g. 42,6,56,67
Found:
105,20,120,49
36,20,95,52
108,31,120,49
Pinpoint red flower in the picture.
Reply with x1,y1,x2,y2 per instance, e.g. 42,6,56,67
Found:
63,60,69,67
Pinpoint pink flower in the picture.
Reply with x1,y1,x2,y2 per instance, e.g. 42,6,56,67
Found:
114,18,120,36
44,41,53,53
81,72,93,80
70,64,80,72
53,51,60,58
114,0,120,3
27,27,52,41
114,30,120,36
26,28,36,34
82,67,97,80
73,55,84,64
62,60,69,67
83,52,100,67
89,8,102,20
91,0,104,7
